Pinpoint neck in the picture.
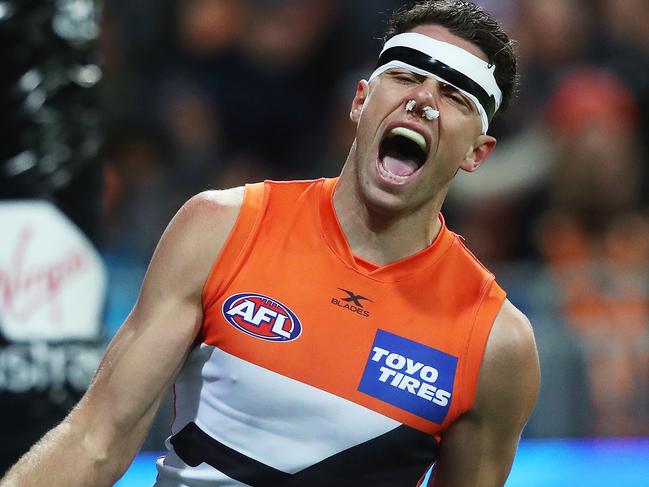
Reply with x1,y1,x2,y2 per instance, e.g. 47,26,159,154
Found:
333,148,445,265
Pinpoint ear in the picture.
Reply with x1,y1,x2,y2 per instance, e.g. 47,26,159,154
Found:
349,80,369,123
459,135,497,172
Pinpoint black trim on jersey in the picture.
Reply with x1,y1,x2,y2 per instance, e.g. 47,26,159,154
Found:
170,422,289,486
171,421,439,486
376,46,497,121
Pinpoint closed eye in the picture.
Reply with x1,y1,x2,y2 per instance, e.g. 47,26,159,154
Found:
396,75,416,83
387,70,425,84
440,84,472,111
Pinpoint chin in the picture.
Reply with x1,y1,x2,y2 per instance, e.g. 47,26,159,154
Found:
359,170,422,216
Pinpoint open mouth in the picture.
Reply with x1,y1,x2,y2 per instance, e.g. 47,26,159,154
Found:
378,127,428,182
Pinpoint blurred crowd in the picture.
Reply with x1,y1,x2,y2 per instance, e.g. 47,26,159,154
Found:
97,0,649,438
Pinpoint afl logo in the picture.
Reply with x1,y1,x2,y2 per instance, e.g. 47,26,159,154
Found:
222,293,302,342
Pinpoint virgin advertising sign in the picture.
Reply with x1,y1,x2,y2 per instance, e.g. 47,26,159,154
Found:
0,201,106,342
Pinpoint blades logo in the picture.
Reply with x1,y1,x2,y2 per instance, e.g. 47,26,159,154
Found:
331,288,371,318
222,293,302,342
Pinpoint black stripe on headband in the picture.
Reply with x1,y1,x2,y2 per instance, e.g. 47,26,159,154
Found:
376,46,497,121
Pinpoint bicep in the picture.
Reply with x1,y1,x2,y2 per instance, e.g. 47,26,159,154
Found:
77,290,201,434
431,403,521,486
432,301,540,486
71,189,243,438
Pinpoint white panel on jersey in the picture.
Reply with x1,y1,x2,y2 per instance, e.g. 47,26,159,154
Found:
159,343,401,479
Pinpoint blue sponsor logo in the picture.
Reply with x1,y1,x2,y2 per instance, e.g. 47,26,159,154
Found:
358,329,458,424
222,293,302,342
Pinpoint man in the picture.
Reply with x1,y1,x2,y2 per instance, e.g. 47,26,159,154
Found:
2,1,539,486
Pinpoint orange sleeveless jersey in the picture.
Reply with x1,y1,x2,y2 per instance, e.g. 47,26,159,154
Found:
156,178,506,486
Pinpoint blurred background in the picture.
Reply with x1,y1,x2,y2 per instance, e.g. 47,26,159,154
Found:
1,0,649,483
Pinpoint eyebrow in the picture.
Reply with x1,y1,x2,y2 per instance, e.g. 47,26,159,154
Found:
377,46,497,121
386,68,477,114
440,83,476,112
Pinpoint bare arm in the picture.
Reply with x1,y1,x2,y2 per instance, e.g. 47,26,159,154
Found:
1,188,244,487
432,300,540,486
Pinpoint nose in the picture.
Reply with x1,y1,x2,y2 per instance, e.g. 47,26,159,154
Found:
404,77,440,120
412,77,438,105
405,79,440,121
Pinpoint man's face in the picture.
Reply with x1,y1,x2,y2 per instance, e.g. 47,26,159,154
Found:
348,25,496,215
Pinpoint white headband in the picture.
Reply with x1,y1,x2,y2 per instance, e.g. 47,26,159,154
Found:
369,33,503,133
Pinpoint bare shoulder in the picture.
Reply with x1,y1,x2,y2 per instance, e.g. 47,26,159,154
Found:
176,187,245,233
140,187,246,303
192,186,246,208
487,300,537,371
164,187,244,254
474,299,540,424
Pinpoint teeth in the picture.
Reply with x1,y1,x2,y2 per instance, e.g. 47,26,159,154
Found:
388,127,427,152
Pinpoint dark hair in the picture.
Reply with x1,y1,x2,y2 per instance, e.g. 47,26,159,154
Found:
384,0,518,112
